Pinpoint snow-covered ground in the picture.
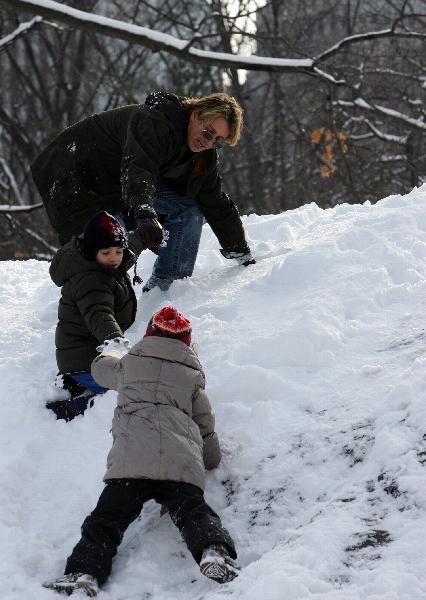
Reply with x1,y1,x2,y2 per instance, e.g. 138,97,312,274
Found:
1,186,426,600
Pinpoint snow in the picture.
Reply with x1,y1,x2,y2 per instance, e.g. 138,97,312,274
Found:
2,185,426,599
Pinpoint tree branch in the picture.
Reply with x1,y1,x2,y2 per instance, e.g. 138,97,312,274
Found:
22,225,57,253
0,15,42,53
362,119,408,144
0,202,43,212
0,0,314,73
314,28,426,64
4,0,425,86
336,98,426,131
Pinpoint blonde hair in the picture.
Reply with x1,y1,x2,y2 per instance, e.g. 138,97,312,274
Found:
183,92,243,146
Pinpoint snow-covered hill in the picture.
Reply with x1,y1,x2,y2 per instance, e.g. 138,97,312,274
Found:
1,186,426,600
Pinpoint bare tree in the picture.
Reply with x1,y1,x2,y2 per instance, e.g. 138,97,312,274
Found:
238,0,426,212
0,0,425,257
0,0,222,258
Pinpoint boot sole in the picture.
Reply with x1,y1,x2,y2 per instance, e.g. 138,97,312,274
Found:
200,561,239,584
43,580,98,597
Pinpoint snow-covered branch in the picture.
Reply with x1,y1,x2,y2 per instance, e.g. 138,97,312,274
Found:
358,119,408,144
22,225,57,252
3,209,57,253
315,28,426,63
0,0,314,73
0,15,43,53
341,114,408,144
2,0,425,83
337,98,426,131
0,158,25,205
0,202,43,212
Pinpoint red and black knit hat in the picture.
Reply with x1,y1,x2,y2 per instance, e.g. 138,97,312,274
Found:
83,211,128,260
144,305,192,346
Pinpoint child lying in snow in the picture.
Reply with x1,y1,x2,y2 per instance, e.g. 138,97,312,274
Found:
43,306,238,596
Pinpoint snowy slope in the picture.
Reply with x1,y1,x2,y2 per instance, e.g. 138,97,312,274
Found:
1,186,426,600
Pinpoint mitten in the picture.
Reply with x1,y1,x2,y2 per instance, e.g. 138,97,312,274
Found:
203,432,222,470
220,248,256,266
134,204,164,249
96,336,130,357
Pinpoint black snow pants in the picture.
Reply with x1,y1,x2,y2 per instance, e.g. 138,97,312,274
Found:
65,479,237,586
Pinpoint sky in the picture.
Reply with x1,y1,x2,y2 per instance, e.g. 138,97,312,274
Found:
1,185,426,599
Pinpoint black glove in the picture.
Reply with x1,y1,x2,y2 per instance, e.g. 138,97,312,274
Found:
134,204,164,249
220,248,256,266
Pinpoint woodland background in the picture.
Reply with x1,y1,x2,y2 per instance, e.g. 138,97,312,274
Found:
0,0,425,259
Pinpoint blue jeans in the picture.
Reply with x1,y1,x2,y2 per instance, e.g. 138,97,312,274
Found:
70,372,108,395
145,182,204,290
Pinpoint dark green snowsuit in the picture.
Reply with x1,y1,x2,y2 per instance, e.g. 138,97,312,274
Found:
49,237,138,374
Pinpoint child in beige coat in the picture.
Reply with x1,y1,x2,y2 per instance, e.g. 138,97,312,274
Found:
44,306,238,597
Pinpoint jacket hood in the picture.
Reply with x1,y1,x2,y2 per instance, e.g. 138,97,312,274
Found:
49,237,135,287
145,91,189,135
129,335,204,376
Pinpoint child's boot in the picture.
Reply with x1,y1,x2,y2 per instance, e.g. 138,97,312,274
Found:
46,374,95,422
46,391,95,422
42,572,99,596
199,544,239,584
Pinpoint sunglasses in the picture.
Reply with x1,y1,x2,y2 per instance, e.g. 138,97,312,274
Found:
201,129,225,149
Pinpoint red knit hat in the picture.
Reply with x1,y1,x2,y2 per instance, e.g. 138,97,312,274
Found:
144,305,192,346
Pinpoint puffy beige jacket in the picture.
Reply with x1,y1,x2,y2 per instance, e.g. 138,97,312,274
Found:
91,336,221,490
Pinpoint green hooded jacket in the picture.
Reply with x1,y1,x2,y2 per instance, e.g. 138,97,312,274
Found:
32,92,250,254
49,238,137,374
